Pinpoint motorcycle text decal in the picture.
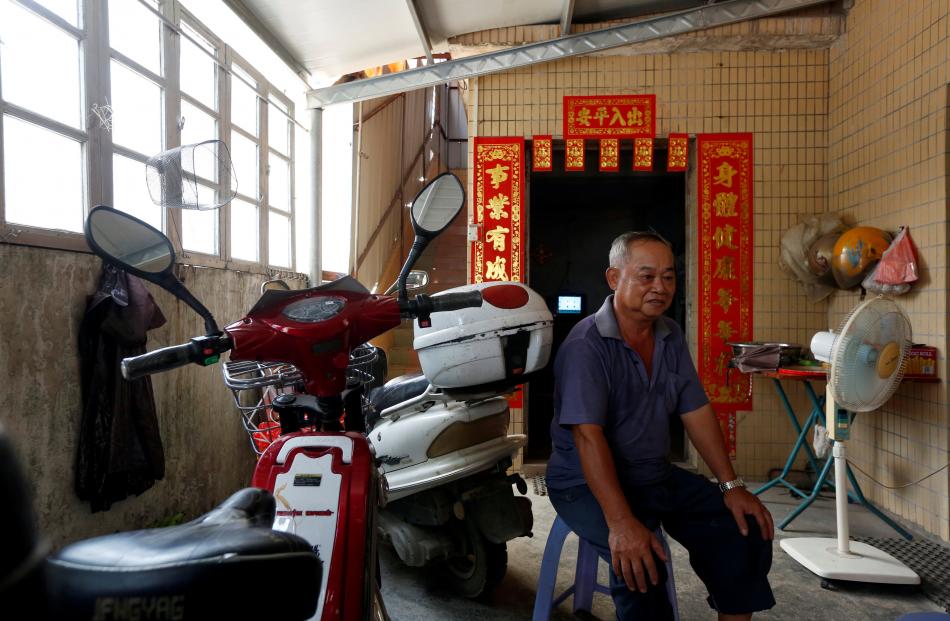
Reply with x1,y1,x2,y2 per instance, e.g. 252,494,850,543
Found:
293,474,323,486
93,595,185,619
471,137,525,285
697,133,754,459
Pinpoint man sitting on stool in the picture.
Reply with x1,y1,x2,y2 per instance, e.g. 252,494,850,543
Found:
546,231,775,621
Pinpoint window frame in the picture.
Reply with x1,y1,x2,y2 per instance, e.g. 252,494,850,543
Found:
0,0,105,252
0,0,298,275
264,91,295,269
173,6,226,267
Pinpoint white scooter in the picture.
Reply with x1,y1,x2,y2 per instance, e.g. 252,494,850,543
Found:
366,281,553,597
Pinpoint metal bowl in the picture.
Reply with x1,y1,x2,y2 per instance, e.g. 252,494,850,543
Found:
727,342,804,366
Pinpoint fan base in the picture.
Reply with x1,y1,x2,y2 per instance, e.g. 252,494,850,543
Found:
781,538,920,584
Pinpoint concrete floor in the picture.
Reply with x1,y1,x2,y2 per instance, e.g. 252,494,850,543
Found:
379,478,944,620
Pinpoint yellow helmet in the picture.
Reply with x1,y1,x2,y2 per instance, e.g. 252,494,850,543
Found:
831,226,892,289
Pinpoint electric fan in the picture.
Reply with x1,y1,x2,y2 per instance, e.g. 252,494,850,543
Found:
780,296,920,584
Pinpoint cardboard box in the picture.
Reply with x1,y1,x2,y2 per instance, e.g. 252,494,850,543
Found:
904,346,938,379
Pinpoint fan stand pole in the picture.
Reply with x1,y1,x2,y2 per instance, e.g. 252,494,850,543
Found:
833,441,853,556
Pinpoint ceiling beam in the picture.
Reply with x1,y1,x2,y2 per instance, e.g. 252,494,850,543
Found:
405,0,434,64
307,0,829,108
560,0,575,37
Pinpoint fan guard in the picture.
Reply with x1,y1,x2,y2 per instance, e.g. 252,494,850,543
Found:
146,139,238,211
828,296,911,412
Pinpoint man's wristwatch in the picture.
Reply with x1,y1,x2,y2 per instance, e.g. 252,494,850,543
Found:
718,478,746,493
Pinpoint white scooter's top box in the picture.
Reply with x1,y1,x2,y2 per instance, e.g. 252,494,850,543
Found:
413,282,554,389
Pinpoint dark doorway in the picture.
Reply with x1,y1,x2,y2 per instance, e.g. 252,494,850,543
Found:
525,141,687,463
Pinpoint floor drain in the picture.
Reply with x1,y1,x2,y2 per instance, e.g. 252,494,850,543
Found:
856,537,950,612
531,475,547,496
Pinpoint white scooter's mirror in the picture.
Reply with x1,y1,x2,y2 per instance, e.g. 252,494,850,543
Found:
85,206,174,275
261,279,291,294
404,270,429,290
384,270,428,295
410,173,464,237
397,173,465,301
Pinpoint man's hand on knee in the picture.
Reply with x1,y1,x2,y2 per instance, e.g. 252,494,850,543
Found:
723,488,775,540
607,517,669,593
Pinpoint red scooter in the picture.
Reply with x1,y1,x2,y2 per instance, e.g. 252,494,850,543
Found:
80,173,478,620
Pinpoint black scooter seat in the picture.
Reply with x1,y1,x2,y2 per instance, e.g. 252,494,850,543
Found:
366,372,431,413
46,488,321,620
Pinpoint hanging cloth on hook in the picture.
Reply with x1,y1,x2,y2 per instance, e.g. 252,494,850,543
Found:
76,263,167,512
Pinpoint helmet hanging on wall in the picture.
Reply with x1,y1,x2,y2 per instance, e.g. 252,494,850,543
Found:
806,232,840,287
830,226,892,289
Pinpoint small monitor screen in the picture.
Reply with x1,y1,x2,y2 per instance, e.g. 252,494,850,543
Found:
557,294,583,315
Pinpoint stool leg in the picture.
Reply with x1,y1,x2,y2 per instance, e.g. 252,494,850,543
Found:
657,528,679,621
572,538,600,614
532,516,573,621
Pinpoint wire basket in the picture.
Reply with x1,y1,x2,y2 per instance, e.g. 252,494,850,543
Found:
222,346,381,456
222,360,303,456
146,139,238,210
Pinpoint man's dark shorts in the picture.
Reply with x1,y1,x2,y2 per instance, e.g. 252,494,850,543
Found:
548,466,775,620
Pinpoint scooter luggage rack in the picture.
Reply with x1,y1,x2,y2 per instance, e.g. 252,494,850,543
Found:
222,360,303,456
223,360,304,391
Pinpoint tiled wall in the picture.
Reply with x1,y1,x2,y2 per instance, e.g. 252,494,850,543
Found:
826,0,949,541
464,4,949,541
466,30,833,478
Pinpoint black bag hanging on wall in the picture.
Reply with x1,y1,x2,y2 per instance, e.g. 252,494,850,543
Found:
76,263,167,512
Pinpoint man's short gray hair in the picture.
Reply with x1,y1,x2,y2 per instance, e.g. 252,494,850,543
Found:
608,231,673,268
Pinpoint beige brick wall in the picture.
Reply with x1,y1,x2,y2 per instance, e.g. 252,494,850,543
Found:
826,0,949,541
465,3,949,541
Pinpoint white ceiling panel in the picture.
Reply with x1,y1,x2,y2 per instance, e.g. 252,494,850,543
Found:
237,0,426,78
233,0,712,80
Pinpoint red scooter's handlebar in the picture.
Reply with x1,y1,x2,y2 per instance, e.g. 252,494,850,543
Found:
120,290,482,381
121,334,233,380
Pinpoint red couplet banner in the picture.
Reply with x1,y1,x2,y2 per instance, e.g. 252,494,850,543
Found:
471,137,526,408
696,133,754,458
471,137,525,285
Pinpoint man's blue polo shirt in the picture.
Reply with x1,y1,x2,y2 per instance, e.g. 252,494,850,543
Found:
546,295,710,489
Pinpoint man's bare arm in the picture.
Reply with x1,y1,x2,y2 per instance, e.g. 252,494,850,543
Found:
572,423,667,592
680,405,774,539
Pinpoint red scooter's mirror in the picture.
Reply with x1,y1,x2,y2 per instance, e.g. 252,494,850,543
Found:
85,205,174,275
84,205,220,335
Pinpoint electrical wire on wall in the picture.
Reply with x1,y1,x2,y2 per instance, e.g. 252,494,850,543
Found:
848,460,950,490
